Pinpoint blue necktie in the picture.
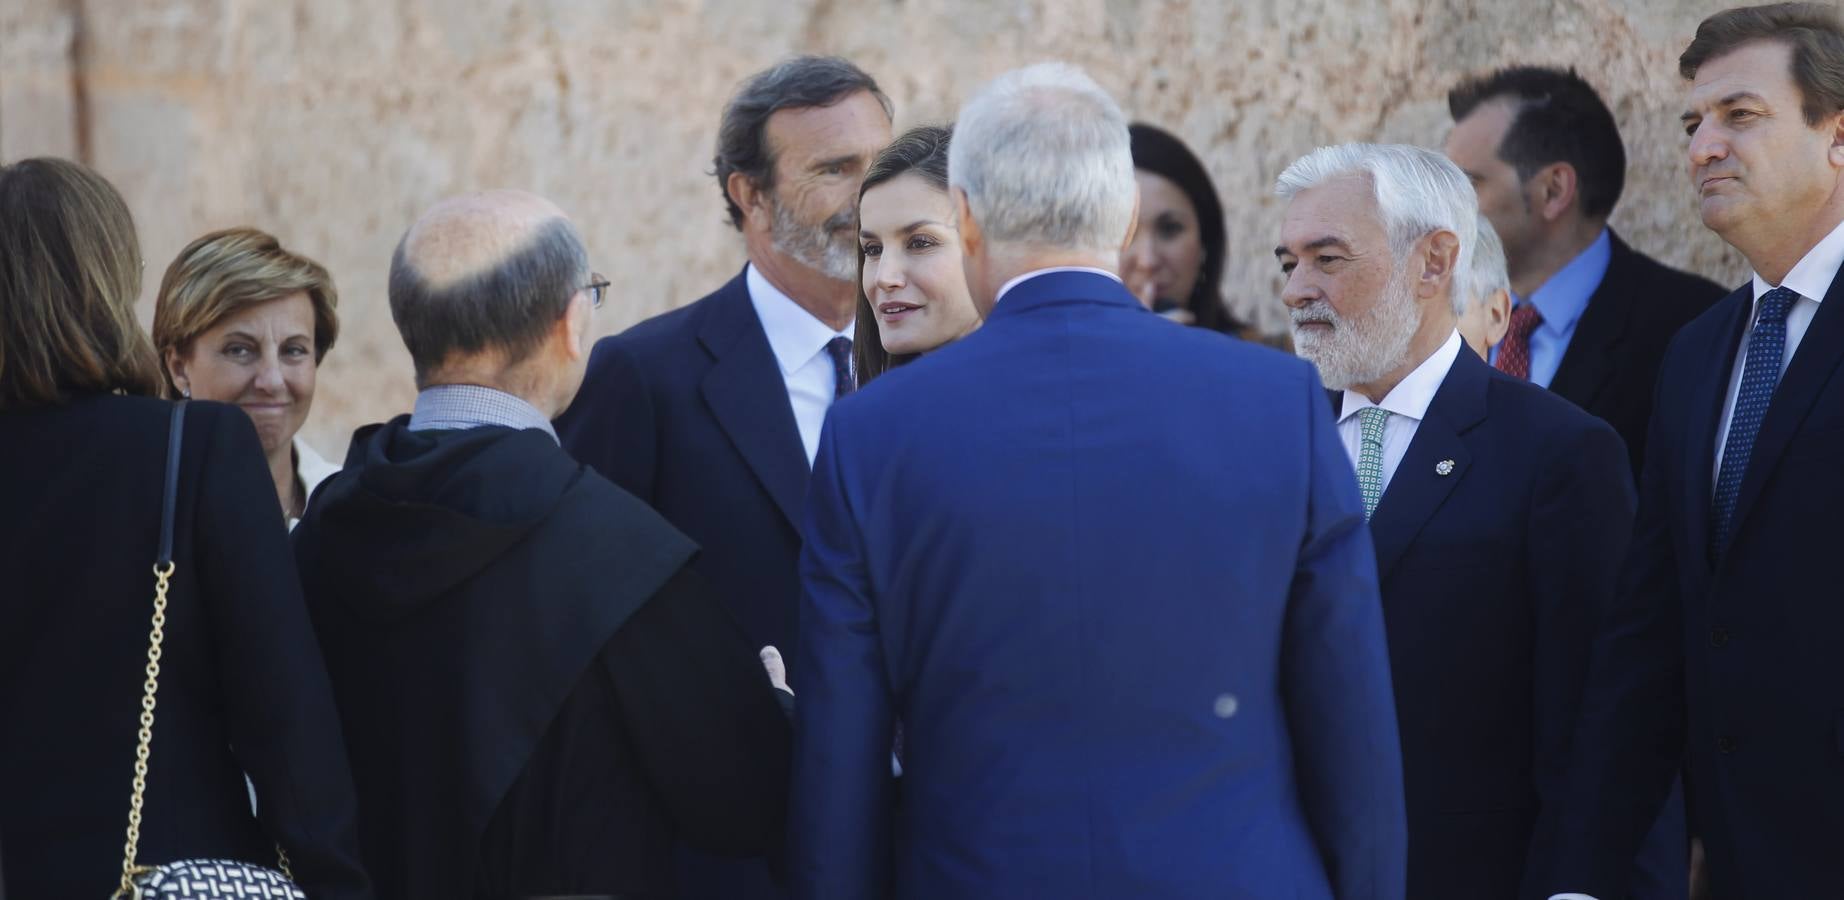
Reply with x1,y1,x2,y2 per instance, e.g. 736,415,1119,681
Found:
825,335,855,398
1711,285,1798,556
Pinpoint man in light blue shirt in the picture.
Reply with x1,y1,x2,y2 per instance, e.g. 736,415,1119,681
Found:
1445,65,1725,476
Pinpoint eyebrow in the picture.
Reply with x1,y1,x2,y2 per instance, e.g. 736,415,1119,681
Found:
1682,91,1767,121
862,219,945,238
1273,236,1352,258
221,329,309,343
813,154,859,172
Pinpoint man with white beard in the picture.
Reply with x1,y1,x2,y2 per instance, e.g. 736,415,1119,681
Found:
557,55,892,900
1274,143,1648,900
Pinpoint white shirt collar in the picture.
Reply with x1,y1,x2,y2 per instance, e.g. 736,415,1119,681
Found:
1749,215,1844,304
1339,329,1464,425
994,266,1123,306
747,263,851,376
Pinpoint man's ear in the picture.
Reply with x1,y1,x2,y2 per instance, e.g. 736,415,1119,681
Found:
1533,162,1579,223
1417,229,1462,304
954,187,982,259
561,291,592,361
727,171,770,231
1119,186,1141,252
1484,286,1512,348
163,344,190,396
1827,111,1844,168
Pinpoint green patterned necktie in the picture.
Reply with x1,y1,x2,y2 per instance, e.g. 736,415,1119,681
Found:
1356,406,1392,520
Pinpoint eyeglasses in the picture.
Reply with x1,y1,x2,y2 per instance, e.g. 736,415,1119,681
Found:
582,273,610,309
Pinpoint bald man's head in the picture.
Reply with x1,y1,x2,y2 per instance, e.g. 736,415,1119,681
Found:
388,190,589,384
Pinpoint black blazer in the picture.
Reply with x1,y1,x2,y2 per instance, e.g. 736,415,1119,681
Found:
1549,232,1726,475
556,268,801,900
558,268,808,665
1530,277,1844,900
0,395,369,900
1341,348,1640,900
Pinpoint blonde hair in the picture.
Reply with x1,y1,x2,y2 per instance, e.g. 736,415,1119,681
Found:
152,227,340,395
0,157,163,410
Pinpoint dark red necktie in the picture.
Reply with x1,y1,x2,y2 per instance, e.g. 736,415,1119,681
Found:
1494,305,1544,380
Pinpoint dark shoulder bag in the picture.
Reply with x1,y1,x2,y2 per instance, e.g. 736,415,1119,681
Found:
110,401,306,899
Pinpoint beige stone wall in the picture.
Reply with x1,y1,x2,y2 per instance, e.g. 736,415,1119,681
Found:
3,0,1746,453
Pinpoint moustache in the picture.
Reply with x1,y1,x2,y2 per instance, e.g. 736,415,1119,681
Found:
1290,302,1340,328
823,208,856,233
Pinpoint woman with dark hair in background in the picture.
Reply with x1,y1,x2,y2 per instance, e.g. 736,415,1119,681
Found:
0,157,370,900
1124,122,1264,339
853,125,981,387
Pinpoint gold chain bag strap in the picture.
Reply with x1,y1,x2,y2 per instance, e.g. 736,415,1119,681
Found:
111,400,305,900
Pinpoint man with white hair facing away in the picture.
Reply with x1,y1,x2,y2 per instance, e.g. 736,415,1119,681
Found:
792,63,1408,900
1459,213,1514,358
1274,144,1641,900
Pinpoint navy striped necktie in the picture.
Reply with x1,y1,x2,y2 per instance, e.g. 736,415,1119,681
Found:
1711,285,1798,557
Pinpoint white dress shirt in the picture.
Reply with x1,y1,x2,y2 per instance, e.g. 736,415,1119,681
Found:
747,263,854,465
1546,220,1844,900
1335,330,1464,493
993,266,1124,306
1709,216,1840,488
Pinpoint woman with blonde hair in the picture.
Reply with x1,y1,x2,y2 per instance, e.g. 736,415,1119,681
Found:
154,227,342,526
0,157,370,900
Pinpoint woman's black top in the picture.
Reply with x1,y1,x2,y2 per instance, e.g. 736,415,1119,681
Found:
0,394,371,900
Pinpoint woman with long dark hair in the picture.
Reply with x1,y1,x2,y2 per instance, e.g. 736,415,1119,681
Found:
1123,123,1263,339
852,125,981,387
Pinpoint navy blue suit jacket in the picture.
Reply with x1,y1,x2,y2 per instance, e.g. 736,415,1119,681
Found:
792,271,1408,900
1346,348,1648,900
557,268,802,900
559,268,808,663
1531,278,1844,899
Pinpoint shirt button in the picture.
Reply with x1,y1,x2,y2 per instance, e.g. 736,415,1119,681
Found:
1717,736,1738,754
1710,627,1731,647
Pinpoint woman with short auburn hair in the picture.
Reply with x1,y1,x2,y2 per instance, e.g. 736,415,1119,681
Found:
153,226,343,526
0,157,371,900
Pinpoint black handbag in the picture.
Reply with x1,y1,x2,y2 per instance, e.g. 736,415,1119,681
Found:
110,401,306,900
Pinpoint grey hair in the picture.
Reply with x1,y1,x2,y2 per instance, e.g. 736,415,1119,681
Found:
713,55,891,231
948,62,1136,257
1275,143,1478,315
1466,213,1510,312
388,218,587,386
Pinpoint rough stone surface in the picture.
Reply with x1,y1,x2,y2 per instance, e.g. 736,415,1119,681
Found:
2,0,1746,453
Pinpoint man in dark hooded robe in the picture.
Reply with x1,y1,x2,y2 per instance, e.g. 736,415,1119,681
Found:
294,189,791,900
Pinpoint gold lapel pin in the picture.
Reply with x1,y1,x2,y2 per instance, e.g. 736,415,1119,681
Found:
1435,459,1456,476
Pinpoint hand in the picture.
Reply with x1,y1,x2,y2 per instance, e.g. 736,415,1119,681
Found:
1120,253,1158,310
759,645,791,695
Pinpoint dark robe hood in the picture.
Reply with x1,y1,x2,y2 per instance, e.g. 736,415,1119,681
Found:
297,418,584,620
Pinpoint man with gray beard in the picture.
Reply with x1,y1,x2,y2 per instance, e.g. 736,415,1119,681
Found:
1274,143,1646,900
556,55,892,900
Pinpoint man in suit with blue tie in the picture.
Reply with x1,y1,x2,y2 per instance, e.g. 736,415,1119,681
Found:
792,63,1407,900
556,56,892,900
1274,144,1640,900
1533,6,1844,899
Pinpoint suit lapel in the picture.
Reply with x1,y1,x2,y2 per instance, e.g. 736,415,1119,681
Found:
1723,275,1844,553
1368,349,1489,583
1681,287,1751,564
697,273,809,530
1547,233,1634,409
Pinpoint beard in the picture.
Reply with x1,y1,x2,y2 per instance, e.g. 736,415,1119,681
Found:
770,194,858,282
1289,265,1422,391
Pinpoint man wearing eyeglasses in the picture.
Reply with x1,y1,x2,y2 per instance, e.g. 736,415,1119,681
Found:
294,190,792,900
